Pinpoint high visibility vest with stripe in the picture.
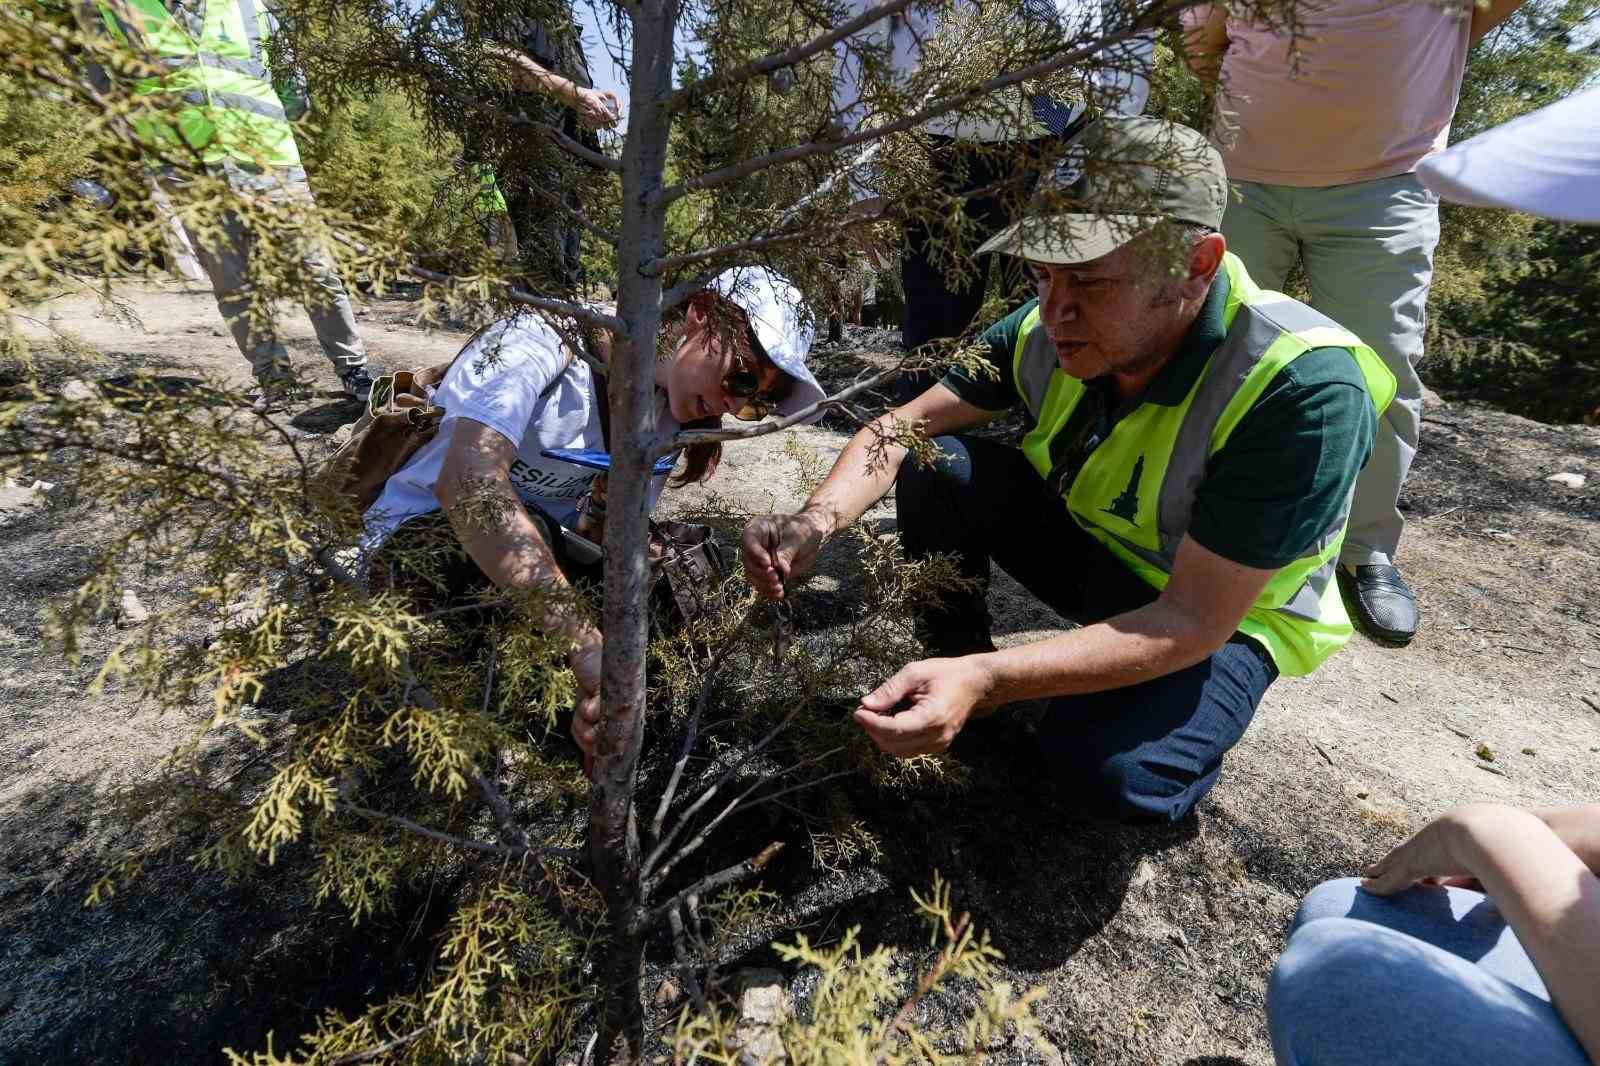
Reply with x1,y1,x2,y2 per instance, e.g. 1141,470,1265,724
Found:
1011,252,1397,676
97,0,301,170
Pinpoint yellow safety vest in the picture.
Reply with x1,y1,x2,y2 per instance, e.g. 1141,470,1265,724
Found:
1011,252,1397,675
97,0,302,170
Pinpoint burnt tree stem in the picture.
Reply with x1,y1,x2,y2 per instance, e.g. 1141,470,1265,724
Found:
589,0,678,1060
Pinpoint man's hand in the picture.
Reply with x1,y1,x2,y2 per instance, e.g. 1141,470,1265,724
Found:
853,656,995,756
740,510,830,599
567,628,603,773
574,87,622,130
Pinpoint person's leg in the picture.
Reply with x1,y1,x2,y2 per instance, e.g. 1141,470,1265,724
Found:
1296,174,1438,641
1290,877,1548,998
1267,917,1588,1066
278,178,368,377
894,434,1097,654
895,138,1034,403
1030,635,1276,822
1219,180,1301,290
170,178,293,385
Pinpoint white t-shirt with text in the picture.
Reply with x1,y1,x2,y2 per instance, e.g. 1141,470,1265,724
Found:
360,314,676,554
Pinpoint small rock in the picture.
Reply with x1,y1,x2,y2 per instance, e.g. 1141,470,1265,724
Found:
59,378,96,403
734,969,789,1065
1128,857,1158,892
654,977,682,1008
29,480,55,494
0,478,48,518
1521,748,1536,756
115,589,150,628
1545,472,1586,489
1420,384,1446,408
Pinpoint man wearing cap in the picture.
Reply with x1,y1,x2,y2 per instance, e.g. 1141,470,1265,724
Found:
740,118,1396,822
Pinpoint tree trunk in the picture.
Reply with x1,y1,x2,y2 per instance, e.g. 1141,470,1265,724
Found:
590,0,678,1060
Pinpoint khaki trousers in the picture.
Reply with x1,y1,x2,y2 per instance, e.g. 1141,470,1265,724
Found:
160,168,367,384
1222,173,1440,567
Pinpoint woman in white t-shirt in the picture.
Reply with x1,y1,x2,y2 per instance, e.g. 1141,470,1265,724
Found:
362,266,824,758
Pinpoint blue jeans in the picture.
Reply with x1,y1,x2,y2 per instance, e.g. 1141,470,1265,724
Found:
1268,878,1589,1066
896,435,1278,823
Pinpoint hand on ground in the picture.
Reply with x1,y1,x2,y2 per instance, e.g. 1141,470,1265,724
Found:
853,656,994,756
740,511,828,599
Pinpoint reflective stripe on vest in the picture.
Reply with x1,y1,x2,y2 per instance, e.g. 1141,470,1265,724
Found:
1010,252,1397,676
97,0,300,169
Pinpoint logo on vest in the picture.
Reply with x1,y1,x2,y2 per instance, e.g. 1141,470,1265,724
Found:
1102,455,1143,524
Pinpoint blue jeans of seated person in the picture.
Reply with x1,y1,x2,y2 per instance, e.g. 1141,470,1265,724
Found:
895,435,1278,823
1268,878,1589,1066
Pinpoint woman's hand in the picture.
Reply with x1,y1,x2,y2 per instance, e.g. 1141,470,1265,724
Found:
1362,807,1488,895
567,628,603,773
740,509,831,599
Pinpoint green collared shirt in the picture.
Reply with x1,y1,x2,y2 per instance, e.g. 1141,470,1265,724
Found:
940,272,1376,569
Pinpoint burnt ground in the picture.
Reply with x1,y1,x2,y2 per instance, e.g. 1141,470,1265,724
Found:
1,282,1597,1064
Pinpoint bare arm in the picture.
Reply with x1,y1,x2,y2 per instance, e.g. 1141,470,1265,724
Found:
1365,805,1600,1063
435,419,602,744
1180,3,1229,89
739,382,999,599
1536,805,1600,874
482,42,620,130
852,535,1275,754
978,535,1273,703
1470,0,1528,44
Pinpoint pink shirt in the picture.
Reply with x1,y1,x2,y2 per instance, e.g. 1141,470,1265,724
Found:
1188,0,1471,187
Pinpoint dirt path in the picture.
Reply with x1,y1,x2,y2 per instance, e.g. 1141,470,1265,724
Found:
2,282,1597,1064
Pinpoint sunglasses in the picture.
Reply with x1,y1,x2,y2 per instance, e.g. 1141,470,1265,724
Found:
720,327,793,421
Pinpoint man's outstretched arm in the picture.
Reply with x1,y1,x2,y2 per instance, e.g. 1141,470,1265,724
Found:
855,535,1275,755
740,382,998,599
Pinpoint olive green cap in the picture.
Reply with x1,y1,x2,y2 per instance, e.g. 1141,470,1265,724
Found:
978,117,1228,265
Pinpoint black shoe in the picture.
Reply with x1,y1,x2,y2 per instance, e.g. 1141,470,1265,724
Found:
1338,564,1418,645
338,364,375,402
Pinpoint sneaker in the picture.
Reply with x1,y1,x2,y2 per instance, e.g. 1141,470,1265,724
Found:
249,372,313,412
1337,563,1418,645
338,364,375,402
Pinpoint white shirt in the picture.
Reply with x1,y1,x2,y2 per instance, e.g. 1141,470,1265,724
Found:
830,0,1152,144
360,314,677,554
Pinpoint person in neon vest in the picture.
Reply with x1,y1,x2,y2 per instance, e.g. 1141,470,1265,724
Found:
86,0,374,403
740,118,1395,822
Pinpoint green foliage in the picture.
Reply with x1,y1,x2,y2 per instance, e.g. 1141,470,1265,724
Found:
1424,0,1600,419
671,876,1044,1064
298,89,483,255
0,72,97,252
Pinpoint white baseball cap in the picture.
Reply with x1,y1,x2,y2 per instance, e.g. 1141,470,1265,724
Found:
708,266,825,422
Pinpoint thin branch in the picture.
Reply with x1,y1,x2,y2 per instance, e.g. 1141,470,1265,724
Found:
328,1021,442,1065
657,17,1171,204
636,842,785,934
423,77,622,173
341,799,567,861
646,164,1034,275
667,904,711,1016
872,912,971,1061
649,613,755,845
665,364,903,449
640,696,811,880
398,262,626,334
646,747,846,893
665,0,919,113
